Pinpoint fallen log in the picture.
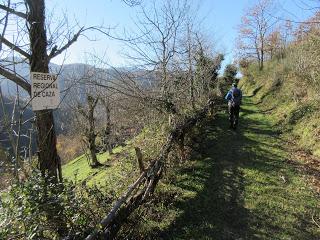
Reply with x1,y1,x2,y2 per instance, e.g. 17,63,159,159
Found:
85,99,216,240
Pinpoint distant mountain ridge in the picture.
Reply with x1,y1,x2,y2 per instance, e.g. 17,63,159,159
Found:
0,59,153,98
0,60,96,97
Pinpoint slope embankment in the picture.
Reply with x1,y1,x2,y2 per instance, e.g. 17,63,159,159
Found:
240,61,320,158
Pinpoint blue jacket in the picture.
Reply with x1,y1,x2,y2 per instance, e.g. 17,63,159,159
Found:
225,87,242,104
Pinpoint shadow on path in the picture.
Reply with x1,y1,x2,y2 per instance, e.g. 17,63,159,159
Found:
157,97,318,240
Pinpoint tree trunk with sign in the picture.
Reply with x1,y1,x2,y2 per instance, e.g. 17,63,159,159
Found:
0,0,88,180
26,1,68,236
26,0,61,180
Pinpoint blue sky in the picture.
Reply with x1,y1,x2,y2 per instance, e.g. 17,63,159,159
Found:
47,0,314,67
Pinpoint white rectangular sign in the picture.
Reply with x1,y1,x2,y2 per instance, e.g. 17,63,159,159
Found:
31,72,60,111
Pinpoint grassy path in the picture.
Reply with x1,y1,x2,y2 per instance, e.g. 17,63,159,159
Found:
157,96,319,240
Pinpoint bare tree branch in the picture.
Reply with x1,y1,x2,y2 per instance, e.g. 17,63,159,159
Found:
267,12,320,24
0,36,31,59
0,65,31,94
122,0,141,7
48,27,84,59
0,0,10,52
0,3,27,19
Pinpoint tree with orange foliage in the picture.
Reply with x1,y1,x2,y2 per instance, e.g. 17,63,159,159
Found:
237,0,277,70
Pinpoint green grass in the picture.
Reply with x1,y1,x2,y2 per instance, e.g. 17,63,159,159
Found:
62,144,138,193
125,96,319,239
62,122,168,193
62,150,111,182
240,61,320,157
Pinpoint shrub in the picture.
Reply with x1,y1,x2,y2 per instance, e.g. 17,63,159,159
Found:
288,35,320,94
223,64,238,83
0,170,114,239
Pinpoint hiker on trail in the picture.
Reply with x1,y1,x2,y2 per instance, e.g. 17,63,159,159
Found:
225,83,242,130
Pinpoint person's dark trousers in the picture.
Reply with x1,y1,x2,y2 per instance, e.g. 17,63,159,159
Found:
228,103,240,129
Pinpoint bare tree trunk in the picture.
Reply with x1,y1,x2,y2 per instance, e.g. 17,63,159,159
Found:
35,111,59,176
89,131,99,167
26,0,66,237
87,95,100,167
187,26,195,110
28,128,33,163
260,47,264,70
260,35,264,70
101,97,112,154
75,94,100,167
26,0,60,180
15,111,23,177
0,87,19,180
